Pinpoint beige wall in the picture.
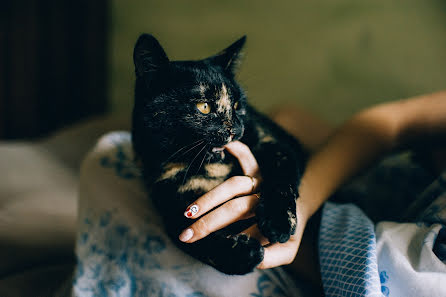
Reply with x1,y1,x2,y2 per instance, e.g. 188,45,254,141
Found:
110,0,446,124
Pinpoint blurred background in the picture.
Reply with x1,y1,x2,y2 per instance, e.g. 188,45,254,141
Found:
110,0,446,125
1,0,446,137
1,1,446,294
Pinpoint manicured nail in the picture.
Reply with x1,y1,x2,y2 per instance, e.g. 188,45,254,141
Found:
184,205,199,218
179,228,194,242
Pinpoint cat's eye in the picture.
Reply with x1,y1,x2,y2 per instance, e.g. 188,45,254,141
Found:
196,102,211,114
234,101,240,110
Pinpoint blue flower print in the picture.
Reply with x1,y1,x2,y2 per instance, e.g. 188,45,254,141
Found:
100,144,141,179
379,270,390,296
143,235,166,254
250,274,287,297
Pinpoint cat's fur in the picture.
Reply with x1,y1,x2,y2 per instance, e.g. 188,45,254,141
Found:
132,34,307,275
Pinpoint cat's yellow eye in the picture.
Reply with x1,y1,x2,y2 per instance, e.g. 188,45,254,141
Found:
234,101,240,110
196,102,211,114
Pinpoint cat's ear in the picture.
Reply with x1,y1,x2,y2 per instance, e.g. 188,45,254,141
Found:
208,36,246,74
133,34,169,80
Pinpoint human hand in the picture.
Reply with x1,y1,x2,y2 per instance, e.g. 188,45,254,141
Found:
178,141,310,269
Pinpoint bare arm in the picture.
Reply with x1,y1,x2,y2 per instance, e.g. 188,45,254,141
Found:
299,90,446,220
284,91,446,285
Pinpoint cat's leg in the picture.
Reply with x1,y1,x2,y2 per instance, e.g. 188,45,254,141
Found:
175,230,264,275
158,201,264,275
253,141,305,244
242,106,307,243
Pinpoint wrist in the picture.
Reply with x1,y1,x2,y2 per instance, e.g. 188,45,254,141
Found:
296,197,312,225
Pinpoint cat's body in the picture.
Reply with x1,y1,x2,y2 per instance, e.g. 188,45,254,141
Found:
132,34,306,275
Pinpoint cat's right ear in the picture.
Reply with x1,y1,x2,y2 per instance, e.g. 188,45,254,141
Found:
207,36,246,74
133,34,169,81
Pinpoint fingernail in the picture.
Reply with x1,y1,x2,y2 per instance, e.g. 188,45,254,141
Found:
179,228,194,242
184,204,199,218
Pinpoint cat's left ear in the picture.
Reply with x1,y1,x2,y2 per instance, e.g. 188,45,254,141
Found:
208,36,246,74
133,34,169,80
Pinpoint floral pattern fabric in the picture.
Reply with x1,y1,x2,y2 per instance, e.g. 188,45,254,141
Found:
72,132,308,297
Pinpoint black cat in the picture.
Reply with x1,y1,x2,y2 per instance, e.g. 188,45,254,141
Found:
132,34,306,275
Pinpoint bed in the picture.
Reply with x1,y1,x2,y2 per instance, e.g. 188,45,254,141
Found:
1,114,445,297
0,115,130,296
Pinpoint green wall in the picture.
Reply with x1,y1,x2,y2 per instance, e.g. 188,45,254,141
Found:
109,0,446,124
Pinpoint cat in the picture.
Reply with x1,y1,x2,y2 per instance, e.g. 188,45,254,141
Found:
131,34,307,275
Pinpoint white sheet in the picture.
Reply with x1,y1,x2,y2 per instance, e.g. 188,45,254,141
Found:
72,132,309,297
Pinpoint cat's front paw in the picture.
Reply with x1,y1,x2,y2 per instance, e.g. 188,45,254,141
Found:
256,185,298,243
209,234,264,275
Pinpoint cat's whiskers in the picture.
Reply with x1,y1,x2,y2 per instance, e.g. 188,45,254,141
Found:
177,140,205,159
181,143,208,186
206,155,212,167
195,144,209,176
164,138,204,163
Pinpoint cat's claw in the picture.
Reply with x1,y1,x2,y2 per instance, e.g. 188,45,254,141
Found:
207,234,264,275
256,186,298,243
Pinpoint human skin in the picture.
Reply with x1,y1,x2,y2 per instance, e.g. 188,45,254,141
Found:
179,90,446,284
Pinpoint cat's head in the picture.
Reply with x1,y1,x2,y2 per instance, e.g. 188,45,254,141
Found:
132,34,248,155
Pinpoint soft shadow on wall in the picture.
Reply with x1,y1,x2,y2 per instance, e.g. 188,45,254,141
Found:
110,0,446,124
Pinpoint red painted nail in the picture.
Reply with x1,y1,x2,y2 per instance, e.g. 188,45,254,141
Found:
184,204,199,218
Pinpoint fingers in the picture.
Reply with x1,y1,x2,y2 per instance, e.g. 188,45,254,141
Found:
183,141,261,219
184,175,259,219
179,194,259,243
241,224,269,246
180,141,263,243
257,239,300,269
225,141,260,177
242,224,300,269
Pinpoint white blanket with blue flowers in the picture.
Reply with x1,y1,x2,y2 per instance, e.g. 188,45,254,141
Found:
71,132,309,297
70,132,446,297
319,154,446,297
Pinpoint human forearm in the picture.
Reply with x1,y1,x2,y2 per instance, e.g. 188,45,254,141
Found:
391,90,446,149
297,90,446,218
298,106,400,218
